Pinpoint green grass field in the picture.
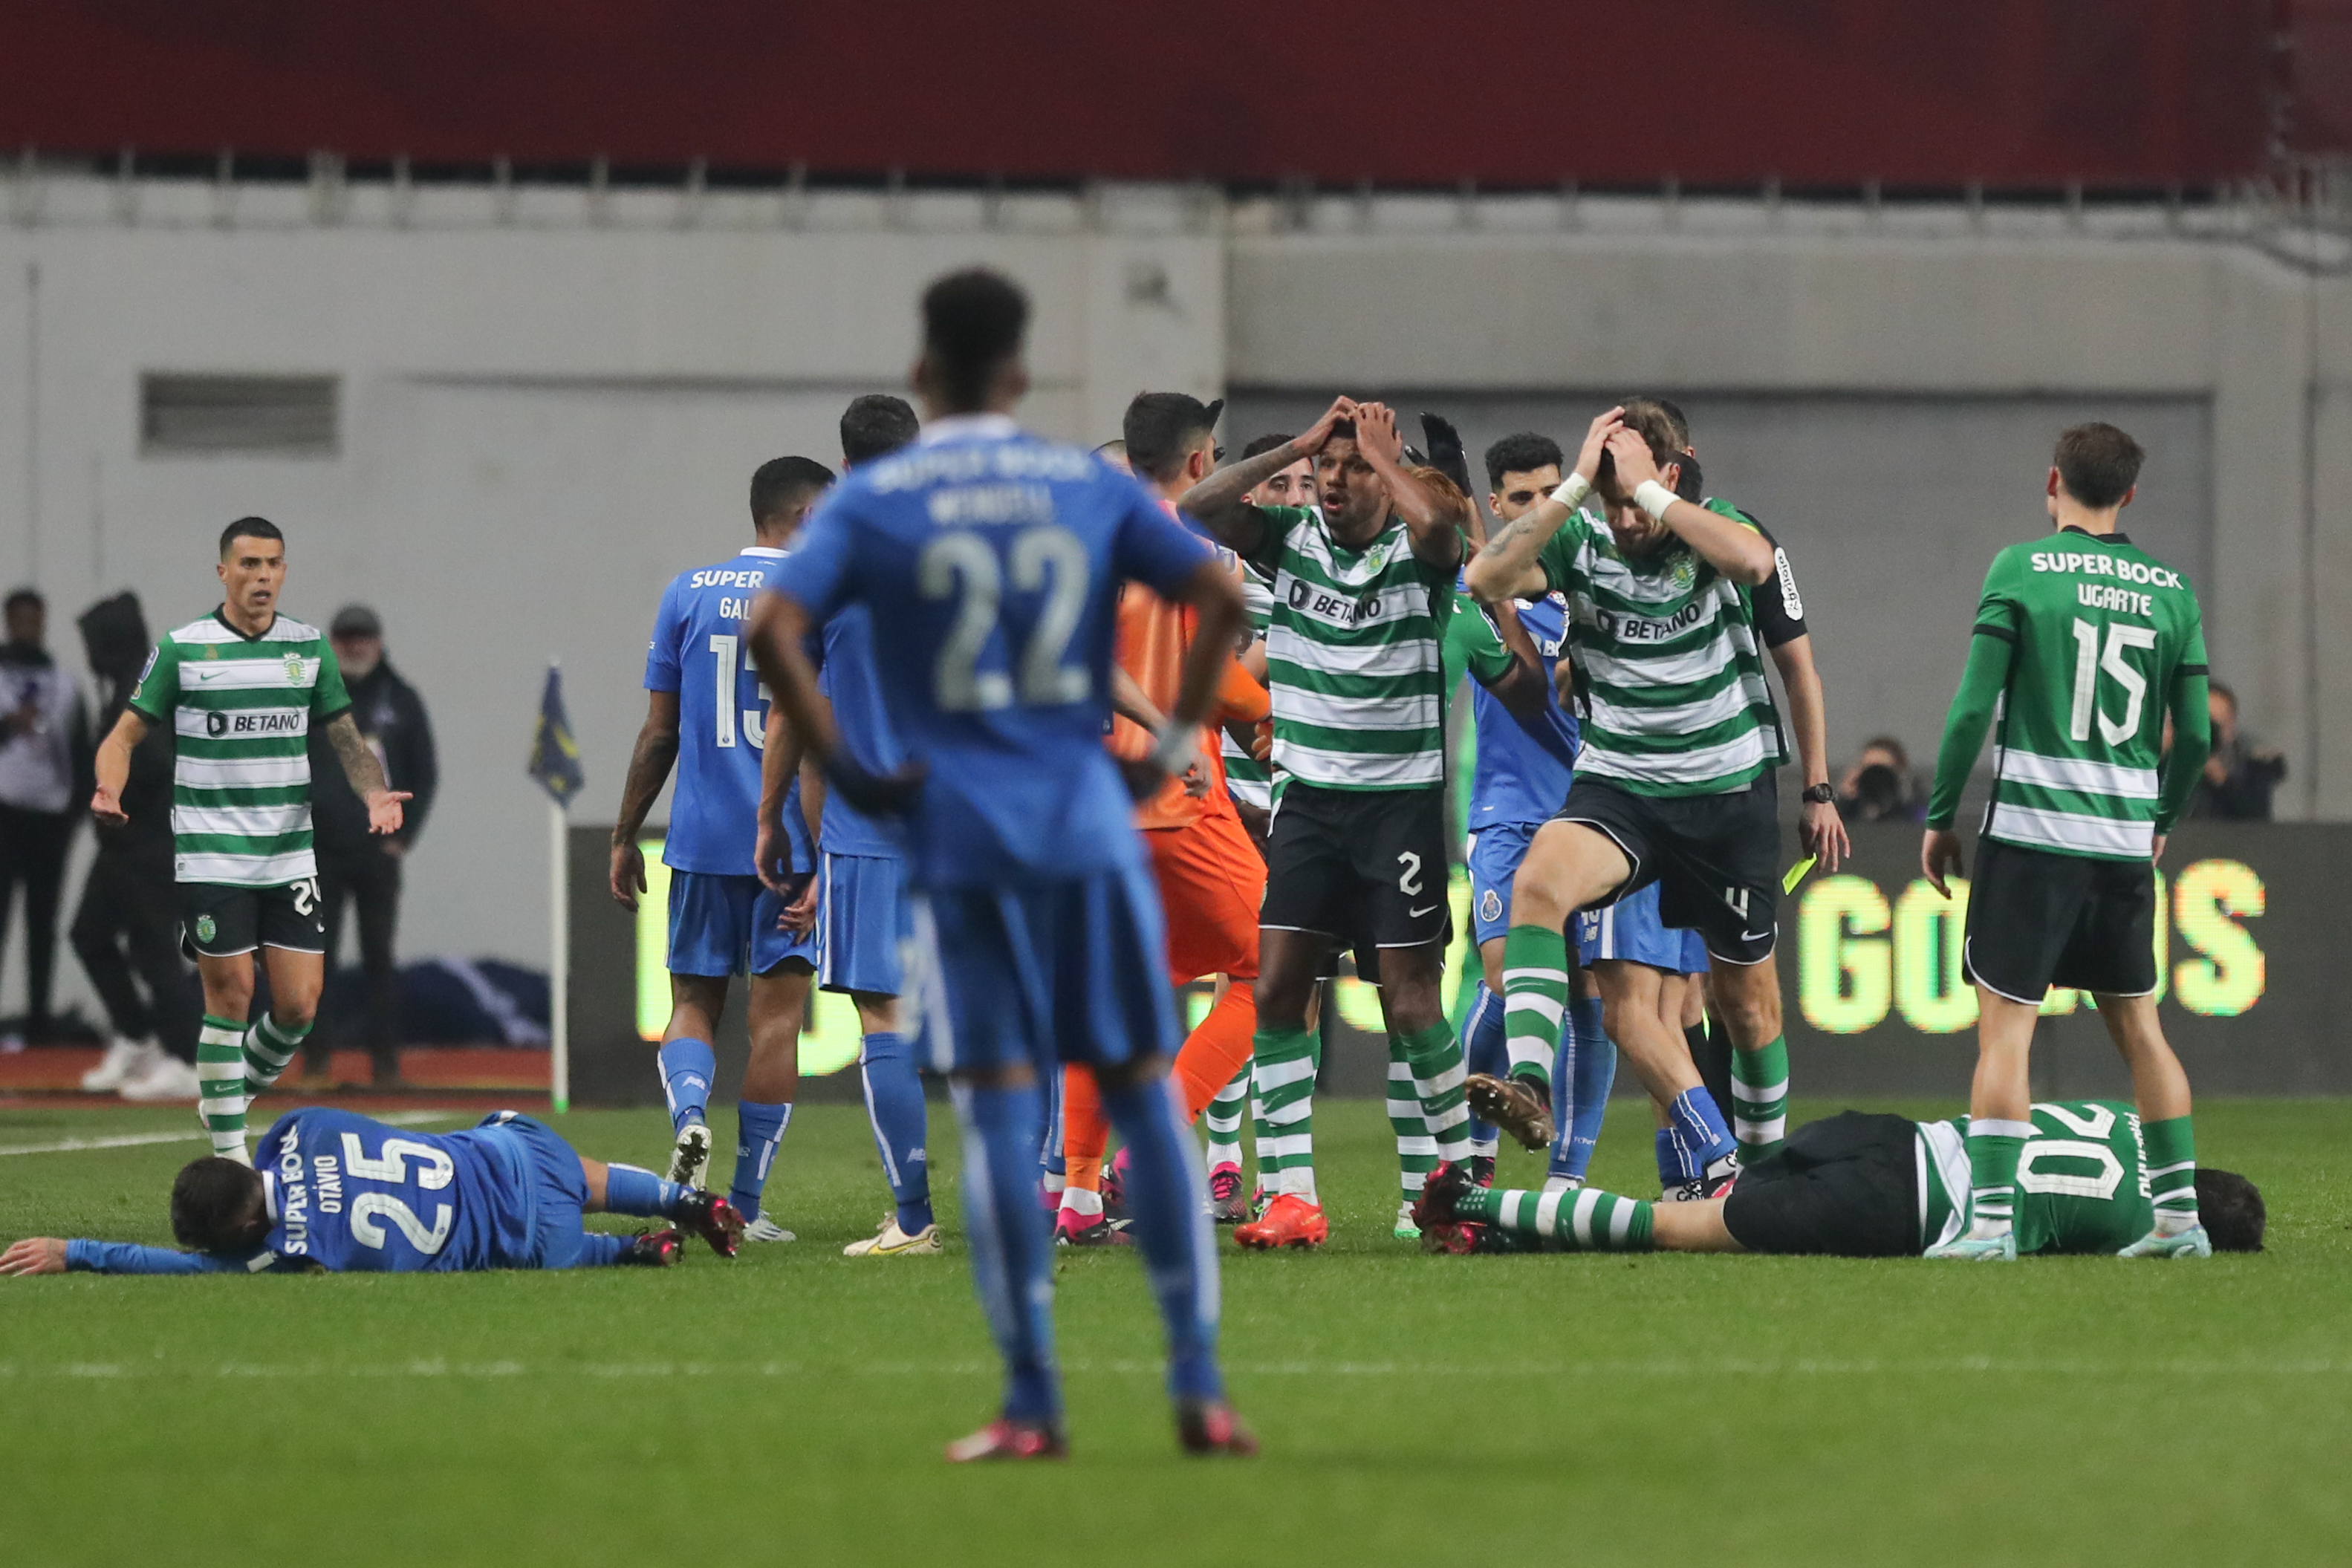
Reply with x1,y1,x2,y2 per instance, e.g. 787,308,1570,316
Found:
3,1096,2348,1567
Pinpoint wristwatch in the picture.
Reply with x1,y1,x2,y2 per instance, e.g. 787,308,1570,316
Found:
1800,783,1836,805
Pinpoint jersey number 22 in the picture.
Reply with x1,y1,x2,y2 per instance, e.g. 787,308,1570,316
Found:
919,527,1091,711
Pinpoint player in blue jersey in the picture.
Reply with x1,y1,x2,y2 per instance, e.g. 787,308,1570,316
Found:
745,269,1254,1460
0,1107,744,1275
608,456,834,1243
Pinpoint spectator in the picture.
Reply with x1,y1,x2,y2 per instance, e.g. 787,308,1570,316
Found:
0,588,90,1044
72,592,202,1099
1836,734,1924,824
2184,680,2287,822
303,605,438,1087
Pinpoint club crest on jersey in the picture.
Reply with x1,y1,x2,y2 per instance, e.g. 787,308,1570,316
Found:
1669,555,1699,591
284,651,306,684
204,645,220,660
195,914,216,943
1479,888,1502,923
1365,541,1391,571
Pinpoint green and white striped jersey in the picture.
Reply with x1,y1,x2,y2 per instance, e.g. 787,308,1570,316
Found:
1969,530,2206,861
1247,506,1455,792
128,610,351,887
1917,1100,2155,1255
1220,566,1276,811
1535,501,1787,797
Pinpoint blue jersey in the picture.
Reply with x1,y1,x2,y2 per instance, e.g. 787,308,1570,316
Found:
645,545,812,876
770,414,1210,889
1463,585,1579,827
253,1109,539,1272
815,605,905,859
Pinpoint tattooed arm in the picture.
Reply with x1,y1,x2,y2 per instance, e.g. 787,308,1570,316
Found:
1465,406,1622,606
1177,394,1355,562
322,712,409,837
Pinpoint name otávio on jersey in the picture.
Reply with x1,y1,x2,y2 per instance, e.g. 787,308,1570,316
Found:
1917,1101,2155,1255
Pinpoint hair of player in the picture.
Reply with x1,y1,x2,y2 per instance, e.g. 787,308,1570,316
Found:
218,516,283,560
1651,397,1693,449
1240,432,1293,462
4,585,42,617
1123,391,1223,483
749,455,837,525
2194,1168,2265,1252
1403,464,1472,529
1616,398,1684,463
2053,422,2144,509
171,1156,268,1254
1482,431,1565,489
921,267,1030,411
1327,417,1357,444
839,394,920,466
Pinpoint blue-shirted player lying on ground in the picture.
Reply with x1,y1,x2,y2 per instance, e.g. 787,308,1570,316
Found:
0,1107,744,1275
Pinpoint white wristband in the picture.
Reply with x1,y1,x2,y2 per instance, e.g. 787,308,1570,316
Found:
1549,473,1591,510
1149,723,1198,776
1633,480,1678,521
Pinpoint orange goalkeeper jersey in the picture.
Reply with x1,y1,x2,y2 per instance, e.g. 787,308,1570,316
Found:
1108,529,1265,831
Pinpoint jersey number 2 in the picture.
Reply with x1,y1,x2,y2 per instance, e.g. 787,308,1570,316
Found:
918,528,1091,712
2067,618,2158,746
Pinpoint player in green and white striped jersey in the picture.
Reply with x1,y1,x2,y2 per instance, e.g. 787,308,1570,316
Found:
1922,423,2214,1261
91,518,409,1166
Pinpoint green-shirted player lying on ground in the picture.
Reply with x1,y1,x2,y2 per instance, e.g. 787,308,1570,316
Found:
1410,1101,2264,1259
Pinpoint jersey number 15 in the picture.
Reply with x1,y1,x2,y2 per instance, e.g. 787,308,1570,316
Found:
2067,618,2160,746
919,527,1091,712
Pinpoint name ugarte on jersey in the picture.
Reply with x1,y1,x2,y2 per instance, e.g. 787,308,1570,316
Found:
2029,550,2185,589
2077,583,2155,617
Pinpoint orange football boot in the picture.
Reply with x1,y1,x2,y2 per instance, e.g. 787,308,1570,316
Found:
1232,1192,1329,1250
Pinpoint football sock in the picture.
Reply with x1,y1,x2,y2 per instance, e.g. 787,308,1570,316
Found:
1099,1076,1224,1404
728,1100,793,1224
951,1080,1061,1424
1689,1016,1733,1128
1501,924,1569,1092
603,1163,688,1217
196,1014,250,1161
1664,1088,1738,1184
2143,1115,2200,1234
1400,1020,1475,1167
657,1038,716,1134
1250,1024,1320,1203
240,1013,307,1096
1465,1185,1656,1252
1729,1035,1790,1160
1964,1119,2033,1240
1385,1034,1437,1200
1060,1064,1107,1197
1038,1065,1065,1182
858,1031,933,1235
1547,993,1617,1185
1461,982,1507,1154
576,1234,637,1268
1168,981,1257,1122
1203,1064,1250,1172
1654,1128,1680,1191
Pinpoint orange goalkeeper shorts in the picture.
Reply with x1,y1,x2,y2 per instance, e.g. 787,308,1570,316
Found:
1145,804,1262,984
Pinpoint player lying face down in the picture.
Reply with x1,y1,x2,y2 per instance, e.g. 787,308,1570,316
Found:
0,1107,747,1276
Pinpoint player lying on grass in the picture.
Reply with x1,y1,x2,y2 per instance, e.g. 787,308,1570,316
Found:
1409,1101,2263,1259
0,1106,745,1275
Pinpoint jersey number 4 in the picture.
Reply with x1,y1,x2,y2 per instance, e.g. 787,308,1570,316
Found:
2067,618,2159,746
919,527,1091,712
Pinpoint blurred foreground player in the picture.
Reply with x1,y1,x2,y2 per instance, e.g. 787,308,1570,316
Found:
1,1107,743,1275
747,269,1252,1459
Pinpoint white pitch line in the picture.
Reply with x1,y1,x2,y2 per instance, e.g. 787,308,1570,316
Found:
0,1109,470,1158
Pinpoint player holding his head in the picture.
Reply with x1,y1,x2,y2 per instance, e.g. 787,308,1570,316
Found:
1920,423,2214,1260
89,519,410,1165
2,1106,744,1275
609,455,837,1241
746,268,1253,1457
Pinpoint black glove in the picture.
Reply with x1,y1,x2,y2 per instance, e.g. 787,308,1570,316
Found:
825,752,928,818
1420,412,1475,501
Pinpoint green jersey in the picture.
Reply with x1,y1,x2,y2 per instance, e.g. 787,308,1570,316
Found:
1248,507,1455,792
1944,528,2206,861
128,609,351,887
1535,500,1786,797
1917,1100,2155,1255
1219,566,1276,811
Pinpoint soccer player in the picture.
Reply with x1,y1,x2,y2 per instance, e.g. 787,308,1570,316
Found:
1,1107,744,1275
88,518,410,1165
609,457,835,1241
1464,401,1804,1203
1182,403,1474,1249
744,268,1253,1458
1920,423,2214,1260
1411,1101,2264,1260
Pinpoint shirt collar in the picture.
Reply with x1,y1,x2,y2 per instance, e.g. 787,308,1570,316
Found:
917,413,1021,444
2058,524,2131,545
741,545,788,558
261,1171,280,1221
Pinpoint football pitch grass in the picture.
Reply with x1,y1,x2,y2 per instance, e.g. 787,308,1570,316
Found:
3,1096,2348,1567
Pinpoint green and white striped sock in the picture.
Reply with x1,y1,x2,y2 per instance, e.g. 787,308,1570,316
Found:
1203,1062,1250,1171
1965,1119,2032,1240
1501,924,1569,1091
1400,1020,1474,1166
1460,1183,1655,1252
1250,1026,1320,1203
196,1015,252,1164
2143,1115,2200,1235
1730,1035,1789,1160
1385,1035,1437,1199
242,1014,309,1097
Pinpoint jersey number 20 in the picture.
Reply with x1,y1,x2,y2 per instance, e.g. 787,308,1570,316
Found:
919,527,1091,711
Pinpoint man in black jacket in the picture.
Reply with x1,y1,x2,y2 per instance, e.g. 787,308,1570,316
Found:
304,605,438,1087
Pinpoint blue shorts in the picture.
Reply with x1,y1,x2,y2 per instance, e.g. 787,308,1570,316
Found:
471,1112,597,1271
1574,882,1710,975
816,852,906,998
909,859,1180,1077
666,869,819,979
1466,821,1542,946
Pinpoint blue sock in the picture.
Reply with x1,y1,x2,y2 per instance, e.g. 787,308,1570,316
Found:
1038,1065,1065,1181
729,1101,793,1223
576,1234,637,1268
952,1080,1060,1425
1547,994,1618,1184
1665,1087,1738,1182
657,1038,716,1135
605,1163,686,1218
1099,1076,1224,1405
860,1032,933,1234
1462,983,1508,1147
1654,1128,1680,1189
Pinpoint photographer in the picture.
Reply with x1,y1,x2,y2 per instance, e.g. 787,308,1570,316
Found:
2183,680,2285,822
1838,735,1925,824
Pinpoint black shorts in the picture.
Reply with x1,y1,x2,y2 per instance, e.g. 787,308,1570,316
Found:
1721,1111,1919,1256
1261,783,1451,950
1553,773,1779,966
180,877,327,960
1962,837,2157,1003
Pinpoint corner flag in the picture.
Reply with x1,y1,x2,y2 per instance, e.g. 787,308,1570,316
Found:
528,665,585,806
